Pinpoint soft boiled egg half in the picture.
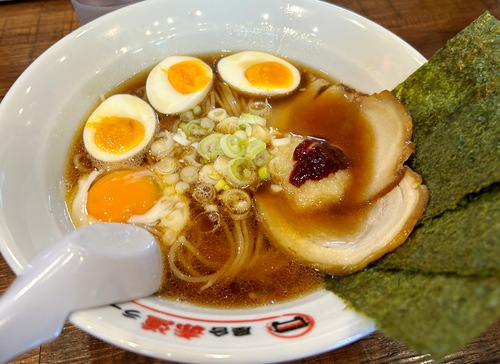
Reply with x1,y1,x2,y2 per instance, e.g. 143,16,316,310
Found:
146,56,214,114
83,94,157,167
71,168,163,226
217,51,301,96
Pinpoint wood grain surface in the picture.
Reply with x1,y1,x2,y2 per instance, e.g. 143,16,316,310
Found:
0,0,499,363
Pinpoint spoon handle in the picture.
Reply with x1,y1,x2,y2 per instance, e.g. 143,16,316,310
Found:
0,223,162,362
0,244,74,362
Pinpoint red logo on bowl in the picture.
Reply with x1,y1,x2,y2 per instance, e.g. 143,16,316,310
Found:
266,314,314,338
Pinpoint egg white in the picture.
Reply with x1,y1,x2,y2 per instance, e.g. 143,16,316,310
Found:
83,94,157,164
146,56,214,115
217,51,301,96
71,168,172,227
71,170,101,227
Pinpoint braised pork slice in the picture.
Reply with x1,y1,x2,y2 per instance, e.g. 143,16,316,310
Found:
257,80,427,274
266,83,414,211
255,167,428,274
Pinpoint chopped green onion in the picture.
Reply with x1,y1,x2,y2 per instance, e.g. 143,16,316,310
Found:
247,101,271,117
184,121,206,139
199,164,222,185
245,139,267,160
150,134,175,159
268,157,283,176
214,179,230,191
252,149,270,167
249,124,270,142
226,157,256,187
198,133,224,161
164,172,180,185
238,113,266,127
258,165,270,180
215,117,239,134
175,181,190,194
153,157,178,175
225,116,240,124
233,129,248,141
208,108,228,122
180,165,199,184
220,188,252,219
244,124,253,137
220,134,245,158
193,105,202,115
193,183,216,204
270,134,291,147
200,117,215,130
180,110,195,122
213,155,230,175
173,132,190,146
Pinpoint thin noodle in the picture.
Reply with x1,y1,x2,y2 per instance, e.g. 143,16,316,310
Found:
239,219,254,272
169,218,244,291
142,225,162,239
169,236,237,287
175,241,206,277
200,218,241,290
200,219,238,288
248,229,264,268
184,230,219,269
213,84,230,114
171,117,182,133
174,230,219,276
214,82,245,116
168,237,218,283
222,219,246,280
200,90,216,114
209,90,216,111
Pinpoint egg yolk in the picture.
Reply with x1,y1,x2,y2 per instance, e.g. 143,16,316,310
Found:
87,170,161,222
89,116,146,154
244,61,294,89
166,60,211,95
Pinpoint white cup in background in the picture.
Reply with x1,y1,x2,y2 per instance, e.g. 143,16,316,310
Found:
71,0,144,25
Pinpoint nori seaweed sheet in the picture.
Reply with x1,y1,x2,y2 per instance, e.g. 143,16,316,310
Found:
325,271,500,359
325,12,500,359
393,11,500,220
377,184,500,277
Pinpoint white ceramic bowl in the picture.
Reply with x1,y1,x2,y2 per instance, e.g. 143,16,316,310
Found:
0,0,425,362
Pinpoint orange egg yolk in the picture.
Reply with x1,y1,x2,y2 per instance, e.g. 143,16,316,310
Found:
166,60,211,95
244,61,293,89
89,116,145,154
87,170,161,222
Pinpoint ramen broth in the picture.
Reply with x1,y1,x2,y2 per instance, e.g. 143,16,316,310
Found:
64,53,374,308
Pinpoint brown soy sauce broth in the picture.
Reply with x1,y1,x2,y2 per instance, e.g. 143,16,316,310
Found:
161,212,322,308
64,52,376,309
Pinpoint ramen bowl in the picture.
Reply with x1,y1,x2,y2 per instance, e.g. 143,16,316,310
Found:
0,0,425,362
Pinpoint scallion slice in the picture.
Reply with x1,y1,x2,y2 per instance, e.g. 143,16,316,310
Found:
226,157,256,187
220,134,245,158
257,165,270,180
245,139,267,160
198,133,224,161
238,113,267,127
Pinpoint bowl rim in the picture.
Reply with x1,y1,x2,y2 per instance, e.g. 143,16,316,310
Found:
0,0,426,362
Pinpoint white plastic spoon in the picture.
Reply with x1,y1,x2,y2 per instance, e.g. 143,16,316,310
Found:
0,223,162,362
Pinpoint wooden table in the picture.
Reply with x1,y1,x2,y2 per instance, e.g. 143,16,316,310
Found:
1,0,499,362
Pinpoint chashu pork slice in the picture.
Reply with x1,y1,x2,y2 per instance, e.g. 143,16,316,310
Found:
255,167,428,275
358,89,415,201
267,81,414,210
